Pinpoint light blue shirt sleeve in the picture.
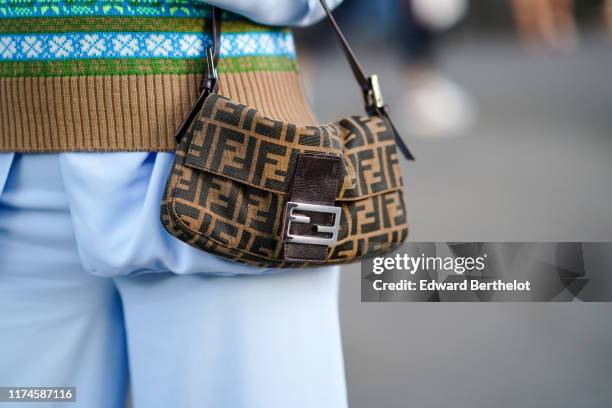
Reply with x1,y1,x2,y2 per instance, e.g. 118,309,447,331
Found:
202,0,344,26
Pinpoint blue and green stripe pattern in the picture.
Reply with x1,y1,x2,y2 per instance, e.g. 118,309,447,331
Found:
0,0,298,77
1,0,214,18
0,31,295,60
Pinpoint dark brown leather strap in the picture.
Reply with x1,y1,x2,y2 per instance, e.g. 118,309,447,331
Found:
317,0,414,160
174,7,221,144
283,153,342,262
178,3,415,159
210,6,222,68
317,0,369,92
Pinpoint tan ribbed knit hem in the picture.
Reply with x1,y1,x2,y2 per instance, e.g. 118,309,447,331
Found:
0,71,317,152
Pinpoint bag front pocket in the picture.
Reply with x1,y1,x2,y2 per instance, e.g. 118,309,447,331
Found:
161,95,408,267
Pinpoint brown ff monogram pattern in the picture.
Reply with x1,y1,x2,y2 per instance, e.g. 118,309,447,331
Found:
161,94,408,267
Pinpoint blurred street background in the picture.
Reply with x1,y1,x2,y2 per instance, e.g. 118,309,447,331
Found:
295,0,612,407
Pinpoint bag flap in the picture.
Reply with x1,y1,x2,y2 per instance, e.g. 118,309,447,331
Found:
184,94,403,200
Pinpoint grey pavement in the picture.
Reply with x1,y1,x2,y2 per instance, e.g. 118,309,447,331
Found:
301,34,612,408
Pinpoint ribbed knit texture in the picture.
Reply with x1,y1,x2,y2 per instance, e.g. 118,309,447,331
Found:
0,1,316,152
0,72,315,151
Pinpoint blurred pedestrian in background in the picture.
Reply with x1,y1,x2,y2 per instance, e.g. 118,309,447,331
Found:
297,0,476,138
511,0,578,50
511,0,612,50
395,0,476,138
606,0,612,35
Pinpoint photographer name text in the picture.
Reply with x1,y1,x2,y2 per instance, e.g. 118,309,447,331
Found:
370,253,531,292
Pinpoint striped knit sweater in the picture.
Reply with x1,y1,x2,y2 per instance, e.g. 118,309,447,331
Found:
0,0,315,151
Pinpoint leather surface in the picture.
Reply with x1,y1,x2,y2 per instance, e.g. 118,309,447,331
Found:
283,153,342,262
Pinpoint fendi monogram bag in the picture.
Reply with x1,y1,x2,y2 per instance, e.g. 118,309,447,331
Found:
161,1,414,267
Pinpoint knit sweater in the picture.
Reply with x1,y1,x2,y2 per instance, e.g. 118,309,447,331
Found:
0,0,315,152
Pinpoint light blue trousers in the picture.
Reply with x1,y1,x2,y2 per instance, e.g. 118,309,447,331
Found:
0,154,347,408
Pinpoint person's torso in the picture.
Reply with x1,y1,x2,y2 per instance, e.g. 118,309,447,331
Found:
0,0,315,152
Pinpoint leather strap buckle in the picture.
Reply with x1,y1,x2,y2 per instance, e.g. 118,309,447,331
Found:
284,202,341,246
282,153,343,263
368,74,384,109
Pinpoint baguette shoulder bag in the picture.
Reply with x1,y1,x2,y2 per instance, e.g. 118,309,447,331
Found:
161,1,415,268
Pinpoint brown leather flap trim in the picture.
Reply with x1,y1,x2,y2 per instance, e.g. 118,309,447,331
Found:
282,153,343,263
183,94,403,201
